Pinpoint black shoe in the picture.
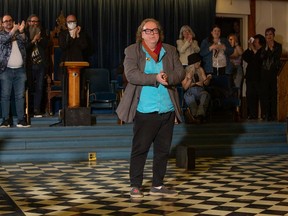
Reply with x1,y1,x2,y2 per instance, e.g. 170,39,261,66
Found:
260,115,265,121
0,119,11,128
16,119,31,128
34,110,43,118
247,115,257,120
34,113,43,118
197,115,204,123
130,187,144,198
149,186,178,197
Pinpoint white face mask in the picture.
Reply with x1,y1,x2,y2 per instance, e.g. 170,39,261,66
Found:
67,22,77,30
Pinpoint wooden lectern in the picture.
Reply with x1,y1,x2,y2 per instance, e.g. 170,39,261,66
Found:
61,61,89,107
61,61,91,126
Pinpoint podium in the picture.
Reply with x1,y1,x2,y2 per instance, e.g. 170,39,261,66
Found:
60,61,91,126
61,61,89,107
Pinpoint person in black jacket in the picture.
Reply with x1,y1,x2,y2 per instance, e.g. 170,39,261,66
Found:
58,14,88,61
260,27,282,121
242,34,265,120
25,14,50,117
57,14,88,118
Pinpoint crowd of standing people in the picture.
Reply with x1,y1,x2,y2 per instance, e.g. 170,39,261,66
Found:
177,22,282,123
0,13,88,128
0,14,283,128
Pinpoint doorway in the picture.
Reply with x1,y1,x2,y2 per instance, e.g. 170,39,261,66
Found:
216,14,248,49
215,17,241,44
215,14,249,119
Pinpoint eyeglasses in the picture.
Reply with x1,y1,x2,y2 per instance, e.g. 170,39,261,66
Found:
2,19,13,23
142,28,160,35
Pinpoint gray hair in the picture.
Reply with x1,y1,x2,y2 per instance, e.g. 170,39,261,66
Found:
179,25,195,40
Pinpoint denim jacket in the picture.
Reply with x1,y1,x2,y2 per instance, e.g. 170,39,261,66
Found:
0,31,27,72
200,37,234,74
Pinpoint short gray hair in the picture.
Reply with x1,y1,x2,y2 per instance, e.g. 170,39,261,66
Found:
179,25,195,40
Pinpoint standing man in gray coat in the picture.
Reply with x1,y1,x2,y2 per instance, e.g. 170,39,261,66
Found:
116,18,185,198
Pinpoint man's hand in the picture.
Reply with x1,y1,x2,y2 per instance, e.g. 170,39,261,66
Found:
75,26,81,38
156,72,168,86
207,74,212,80
12,22,19,34
33,32,41,43
18,21,25,33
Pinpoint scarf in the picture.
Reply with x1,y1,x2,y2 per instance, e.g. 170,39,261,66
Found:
142,41,162,62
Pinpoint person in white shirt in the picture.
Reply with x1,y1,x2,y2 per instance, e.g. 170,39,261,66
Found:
176,25,200,66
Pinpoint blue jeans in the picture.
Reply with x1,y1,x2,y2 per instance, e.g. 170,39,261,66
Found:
184,87,210,116
0,67,27,121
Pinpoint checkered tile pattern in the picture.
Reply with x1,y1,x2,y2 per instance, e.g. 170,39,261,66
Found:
0,154,288,215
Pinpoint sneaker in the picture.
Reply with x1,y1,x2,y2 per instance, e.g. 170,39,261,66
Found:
0,119,11,128
33,110,43,118
130,187,144,198
16,119,31,128
149,186,178,197
34,114,43,118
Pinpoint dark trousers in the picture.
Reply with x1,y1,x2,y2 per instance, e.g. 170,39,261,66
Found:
246,81,260,118
260,71,277,119
31,64,45,113
130,111,175,188
61,66,68,124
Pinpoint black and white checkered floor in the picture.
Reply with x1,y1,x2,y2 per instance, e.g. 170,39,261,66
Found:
0,154,288,216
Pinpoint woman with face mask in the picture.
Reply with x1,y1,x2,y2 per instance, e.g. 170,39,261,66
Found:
58,14,88,61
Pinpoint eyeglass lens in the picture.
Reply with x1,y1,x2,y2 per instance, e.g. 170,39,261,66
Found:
3,19,13,23
143,28,159,34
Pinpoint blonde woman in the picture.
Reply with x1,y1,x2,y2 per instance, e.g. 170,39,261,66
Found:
176,25,200,66
228,33,243,96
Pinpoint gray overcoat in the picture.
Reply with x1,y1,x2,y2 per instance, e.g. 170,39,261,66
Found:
116,42,185,123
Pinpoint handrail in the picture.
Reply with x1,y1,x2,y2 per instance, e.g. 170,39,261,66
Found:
277,56,288,121
279,57,288,76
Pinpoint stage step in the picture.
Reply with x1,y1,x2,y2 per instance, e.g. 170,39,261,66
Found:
0,115,287,163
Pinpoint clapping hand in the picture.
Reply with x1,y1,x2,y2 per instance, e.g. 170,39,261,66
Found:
18,21,25,33
157,71,168,86
75,26,81,38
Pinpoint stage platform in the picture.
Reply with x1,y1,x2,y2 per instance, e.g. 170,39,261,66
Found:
0,114,287,163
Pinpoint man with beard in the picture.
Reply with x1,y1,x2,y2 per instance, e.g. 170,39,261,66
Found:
0,14,29,127
25,14,50,117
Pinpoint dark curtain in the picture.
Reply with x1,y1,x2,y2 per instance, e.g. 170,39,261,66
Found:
1,0,216,70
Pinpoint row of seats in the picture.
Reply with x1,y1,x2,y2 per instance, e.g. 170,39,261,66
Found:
47,66,121,115
45,45,123,115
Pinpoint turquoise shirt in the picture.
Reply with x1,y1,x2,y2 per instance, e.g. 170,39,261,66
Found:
137,46,174,114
